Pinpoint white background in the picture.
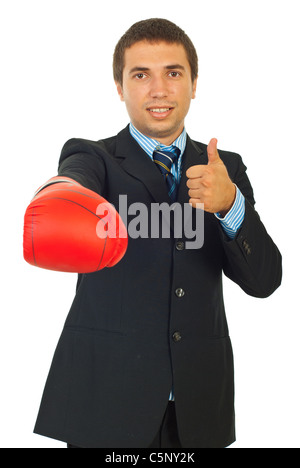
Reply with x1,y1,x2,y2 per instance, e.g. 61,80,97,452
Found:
1,0,299,448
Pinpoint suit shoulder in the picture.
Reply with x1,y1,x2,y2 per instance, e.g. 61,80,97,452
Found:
61,134,116,154
99,135,118,154
191,137,244,168
59,135,118,167
218,149,245,176
190,138,247,186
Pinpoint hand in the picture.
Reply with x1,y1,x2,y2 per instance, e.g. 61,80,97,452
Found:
23,177,128,273
186,138,236,216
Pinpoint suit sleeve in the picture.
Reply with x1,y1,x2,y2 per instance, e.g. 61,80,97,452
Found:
221,155,282,298
57,138,107,195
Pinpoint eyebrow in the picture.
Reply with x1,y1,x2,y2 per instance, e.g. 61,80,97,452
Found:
165,64,186,71
128,64,186,74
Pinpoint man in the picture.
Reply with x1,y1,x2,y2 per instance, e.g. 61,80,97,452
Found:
23,18,282,448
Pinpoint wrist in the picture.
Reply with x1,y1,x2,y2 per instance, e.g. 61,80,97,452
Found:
218,183,236,218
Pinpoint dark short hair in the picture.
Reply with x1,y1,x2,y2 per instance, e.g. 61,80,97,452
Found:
113,18,198,86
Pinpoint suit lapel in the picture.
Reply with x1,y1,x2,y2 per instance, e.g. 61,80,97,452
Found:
114,126,171,204
114,126,207,205
113,126,207,239
177,136,206,205
176,136,206,238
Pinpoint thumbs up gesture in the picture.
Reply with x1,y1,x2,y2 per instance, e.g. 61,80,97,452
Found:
186,138,236,216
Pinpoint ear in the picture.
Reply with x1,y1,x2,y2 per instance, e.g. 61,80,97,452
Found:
191,76,198,99
115,81,125,102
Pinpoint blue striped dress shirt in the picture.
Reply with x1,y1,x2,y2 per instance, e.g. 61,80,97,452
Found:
129,123,245,239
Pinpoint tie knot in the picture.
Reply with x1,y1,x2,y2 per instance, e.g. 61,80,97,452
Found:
153,147,180,174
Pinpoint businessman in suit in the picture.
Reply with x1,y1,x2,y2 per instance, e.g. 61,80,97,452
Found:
24,18,282,448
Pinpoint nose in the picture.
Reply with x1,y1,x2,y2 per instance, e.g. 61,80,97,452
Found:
149,76,168,99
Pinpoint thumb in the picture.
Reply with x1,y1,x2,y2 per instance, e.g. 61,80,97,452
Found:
207,138,220,164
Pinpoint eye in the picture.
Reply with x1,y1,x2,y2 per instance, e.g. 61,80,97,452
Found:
168,71,181,78
135,73,147,80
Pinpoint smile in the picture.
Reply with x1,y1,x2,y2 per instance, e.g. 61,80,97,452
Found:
147,107,174,118
149,108,171,113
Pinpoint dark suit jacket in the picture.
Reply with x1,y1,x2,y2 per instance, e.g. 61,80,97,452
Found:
33,125,282,448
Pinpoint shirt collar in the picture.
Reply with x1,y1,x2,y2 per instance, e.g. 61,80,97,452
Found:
129,123,187,160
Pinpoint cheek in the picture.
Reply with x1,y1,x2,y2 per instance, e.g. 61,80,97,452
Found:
173,84,194,106
123,95,145,123
125,97,142,115
123,86,145,108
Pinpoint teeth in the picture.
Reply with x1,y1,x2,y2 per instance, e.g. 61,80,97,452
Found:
149,108,170,113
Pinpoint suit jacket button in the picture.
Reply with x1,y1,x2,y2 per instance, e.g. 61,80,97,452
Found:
176,241,185,251
175,288,185,298
242,239,251,254
172,331,182,342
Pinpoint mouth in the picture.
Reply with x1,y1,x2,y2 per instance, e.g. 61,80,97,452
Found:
147,107,174,119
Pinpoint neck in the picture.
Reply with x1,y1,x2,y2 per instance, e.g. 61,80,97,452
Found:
131,123,185,146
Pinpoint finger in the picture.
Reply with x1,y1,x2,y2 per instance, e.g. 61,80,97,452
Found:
207,138,220,165
186,164,206,179
189,198,204,209
186,178,202,189
188,188,202,199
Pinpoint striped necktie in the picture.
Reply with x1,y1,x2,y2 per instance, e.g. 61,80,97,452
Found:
153,147,180,202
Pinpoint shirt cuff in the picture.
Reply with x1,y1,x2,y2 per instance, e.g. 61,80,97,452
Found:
214,185,245,239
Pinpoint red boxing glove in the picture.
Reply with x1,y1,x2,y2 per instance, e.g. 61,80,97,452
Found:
23,177,128,273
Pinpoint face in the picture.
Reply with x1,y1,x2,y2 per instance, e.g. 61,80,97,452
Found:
116,40,197,145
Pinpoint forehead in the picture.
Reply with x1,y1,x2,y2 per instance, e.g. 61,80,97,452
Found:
123,40,190,71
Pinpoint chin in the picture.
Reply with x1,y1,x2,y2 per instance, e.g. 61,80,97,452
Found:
143,122,182,141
